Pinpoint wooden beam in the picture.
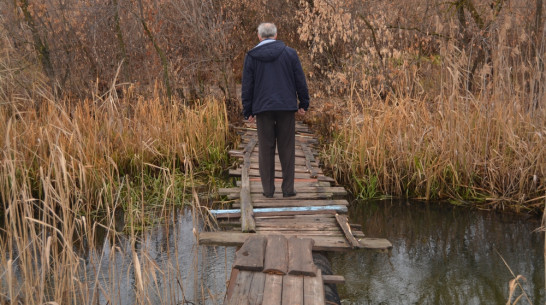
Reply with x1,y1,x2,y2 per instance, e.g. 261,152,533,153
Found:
240,137,257,233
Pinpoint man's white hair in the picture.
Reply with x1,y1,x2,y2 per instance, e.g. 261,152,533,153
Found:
258,23,277,39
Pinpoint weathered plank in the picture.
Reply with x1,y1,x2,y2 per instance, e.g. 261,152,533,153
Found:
233,235,267,271
198,231,351,251
261,274,283,305
219,186,346,196
300,142,318,178
304,269,325,305
238,181,331,187
250,193,335,200
248,272,266,305
210,205,348,219
263,235,288,275
224,268,239,305
335,214,361,249
288,237,317,276
227,270,253,305
281,275,304,305
235,199,349,208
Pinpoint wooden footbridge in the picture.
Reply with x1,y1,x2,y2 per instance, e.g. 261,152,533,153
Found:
197,122,392,304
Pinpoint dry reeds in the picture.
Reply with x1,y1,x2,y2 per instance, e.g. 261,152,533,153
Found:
0,73,229,303
313,9,546,211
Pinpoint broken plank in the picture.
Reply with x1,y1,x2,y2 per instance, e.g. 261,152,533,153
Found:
359,237,393,250
233,235,267,271
335,214,361,249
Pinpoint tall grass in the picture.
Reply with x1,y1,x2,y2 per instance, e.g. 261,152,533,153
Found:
0,66,230,303
313,18,546,211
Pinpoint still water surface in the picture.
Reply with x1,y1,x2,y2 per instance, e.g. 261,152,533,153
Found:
83,200,544,304
331,200,544,305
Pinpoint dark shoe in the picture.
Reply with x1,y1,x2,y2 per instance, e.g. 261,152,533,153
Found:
283,192,297,198
263,193,274,198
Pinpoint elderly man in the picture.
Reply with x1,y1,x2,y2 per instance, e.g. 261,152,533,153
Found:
241,22,310,198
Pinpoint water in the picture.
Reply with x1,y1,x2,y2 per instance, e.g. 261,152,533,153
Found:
82,209,235,305
331,200,545,305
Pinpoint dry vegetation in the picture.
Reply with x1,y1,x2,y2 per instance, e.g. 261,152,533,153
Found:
0,0,545,303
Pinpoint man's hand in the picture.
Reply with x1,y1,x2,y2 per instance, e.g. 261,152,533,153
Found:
297,108,306,116
246,115,255,123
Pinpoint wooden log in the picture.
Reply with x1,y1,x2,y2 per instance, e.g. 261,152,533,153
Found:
261,274,283,305
304,269,325,305
288,237,317,276
281,275,304,305
335,214,361,249
322,274,345,284
233,235,267,271
241,137,257,232
263,235,288,275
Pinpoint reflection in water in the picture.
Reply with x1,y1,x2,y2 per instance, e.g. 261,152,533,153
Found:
331,200,544,305
82,209,235,305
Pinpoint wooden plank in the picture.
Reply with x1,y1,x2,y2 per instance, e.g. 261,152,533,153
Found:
300,143,318,178
240,137,257,233
223,268,239,305
281,275,304,305
198,231,351,251
236,199,349,208
248,272,266,305
263,235,288,275
238,181,331,187
288,237,317,276
233,235,266,271
335,214,361,249
210,205,348,219
227,270,253,305
322,274,345,284
228,192,334,201
261,274,283,305
304,269,325,305
219,186,346,196
230,168,315,179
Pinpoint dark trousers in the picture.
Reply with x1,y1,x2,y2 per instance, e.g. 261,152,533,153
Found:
256,111,296,196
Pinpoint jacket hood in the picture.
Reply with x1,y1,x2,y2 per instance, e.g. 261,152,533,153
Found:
247,40,286,62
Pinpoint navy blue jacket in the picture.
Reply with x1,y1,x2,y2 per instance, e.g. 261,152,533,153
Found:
241,40,310,119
